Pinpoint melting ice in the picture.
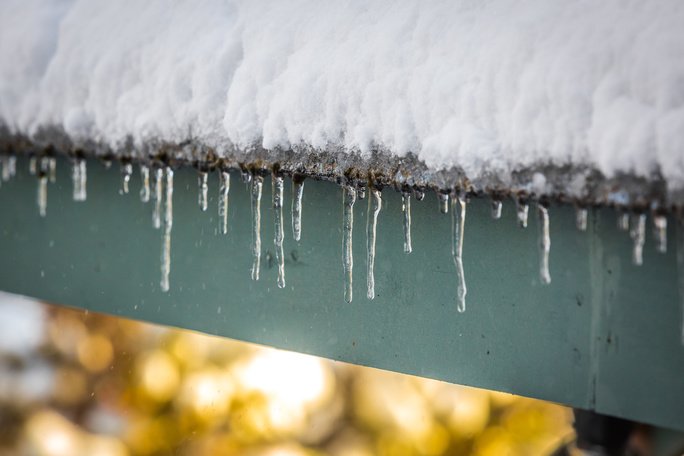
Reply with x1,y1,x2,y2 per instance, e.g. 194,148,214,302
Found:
273,175,286,288
342,186,356,303
160,167,174,292
251,174,264,281
218,171,230,235
366,188,382,299
537,203,551,284
292,180,304,242
451,193,467,312
402,191,412,254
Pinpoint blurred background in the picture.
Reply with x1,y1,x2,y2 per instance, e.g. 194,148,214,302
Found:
0,291,575,456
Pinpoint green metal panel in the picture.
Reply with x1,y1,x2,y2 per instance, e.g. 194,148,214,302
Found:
0,156,682,431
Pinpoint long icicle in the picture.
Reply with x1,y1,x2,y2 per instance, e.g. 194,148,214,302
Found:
367,188,382,300
139,164,150,203
342,186,356,303
402,191,412,254
292,178,304,242
160,167,173,292
537,203,551,284
152,167,163,229
452,193,467,312
677,211,684,345
273,174,286,288
219,170,230,234
198,171,208,211
251,174,264,281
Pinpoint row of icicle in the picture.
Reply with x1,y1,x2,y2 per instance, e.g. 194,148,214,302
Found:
0,155,676,337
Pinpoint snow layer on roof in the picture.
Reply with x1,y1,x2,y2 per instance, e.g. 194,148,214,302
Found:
1,0,683,189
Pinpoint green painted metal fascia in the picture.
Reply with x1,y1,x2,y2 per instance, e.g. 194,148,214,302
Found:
0,156,683,431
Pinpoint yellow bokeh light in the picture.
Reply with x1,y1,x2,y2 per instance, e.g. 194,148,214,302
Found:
77,333,114,372
177,368,235,418
25,410,82,456
137,350,180,402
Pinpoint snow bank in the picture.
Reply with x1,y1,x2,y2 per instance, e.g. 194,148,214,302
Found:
1,0,683,193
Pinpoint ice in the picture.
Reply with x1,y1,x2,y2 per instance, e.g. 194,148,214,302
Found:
366,188,382,300
537,203,551,284
251,175,264,281
160,167,173,292
402,191,412,254
218,171,230,235
273,175,286,288
451,194,467,312
342,186,356,303
292,180,304,242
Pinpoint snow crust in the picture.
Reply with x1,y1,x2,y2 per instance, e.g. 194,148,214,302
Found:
1,0,683,188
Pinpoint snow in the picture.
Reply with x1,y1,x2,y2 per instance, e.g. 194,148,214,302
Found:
1,0,683,192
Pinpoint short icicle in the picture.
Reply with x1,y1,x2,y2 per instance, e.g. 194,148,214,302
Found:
251,174,264,281
516,197,529,228
160,167,173,292
357,186,366,200
617,208,629,231
8,156,16,178
139,164,150,203
490,198,502,220
198,171,208,211
438,192,449,214
152,167,163,229
292,178,304,242
273,174,286,288
402,191,412,254
72,159,87,202
366,188,382,299
1,156,10,181
575,205,588,231
48,157,56,183
537,203,551,284
218,171,230,235
342,186,356,303
415,189,425,201
37,157,49,217
29,156,37,175
654,214,667,253
452,193,467,312
630,213,646,266
120,162,133,195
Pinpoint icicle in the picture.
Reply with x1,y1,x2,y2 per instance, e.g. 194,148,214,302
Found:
139,164,150,203
160,168,174,292
8,156,16,178
357,186,366,200
677,212,684,345
37,158,49,217
575,205,588,231
451,193,467,312
516,197,529,228
402,191,412,254
617,208,629,231
29,156,37,175
273,175,286,288
240,168,251,184
48,157,56,183
438,192,449,214
72,159,87,201
366,188,382,300
218,171,230,235
198,171,208,211
537,203,551,284
292,179,304,242
342,186,356,303
119,162,132,195
2,156,10,181
654,214,667,254
490,198,502,220
251,175,264,281
152,167,163,229
415,189,425,202
630,213,646,266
